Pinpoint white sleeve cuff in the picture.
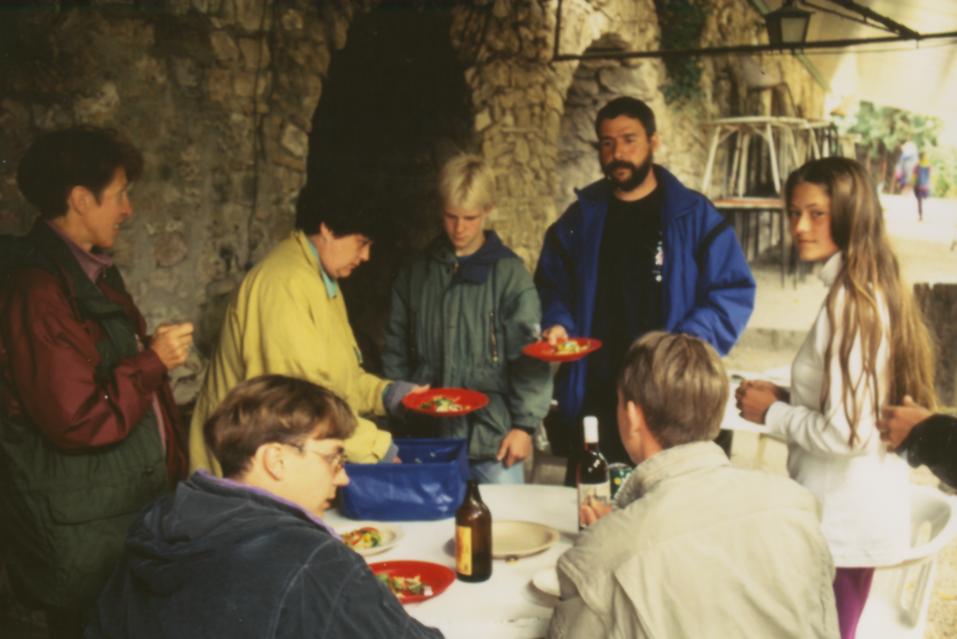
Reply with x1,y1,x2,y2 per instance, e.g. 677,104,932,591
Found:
764,401,791,437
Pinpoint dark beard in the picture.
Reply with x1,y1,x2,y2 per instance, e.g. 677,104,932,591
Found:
603,155,653,192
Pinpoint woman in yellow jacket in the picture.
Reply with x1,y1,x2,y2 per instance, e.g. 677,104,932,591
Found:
189,182,419,473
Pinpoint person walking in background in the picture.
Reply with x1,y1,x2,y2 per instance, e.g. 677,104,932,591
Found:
382,153,552,483
736,157,937,639
0,126,192,638
549,332,838,638
913,151,931,221
895,139,918,193
534,96,755,471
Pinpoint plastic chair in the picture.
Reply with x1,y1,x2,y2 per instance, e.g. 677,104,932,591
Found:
857,484,957,638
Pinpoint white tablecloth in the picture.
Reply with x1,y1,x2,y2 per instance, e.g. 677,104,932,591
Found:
324,484,578,639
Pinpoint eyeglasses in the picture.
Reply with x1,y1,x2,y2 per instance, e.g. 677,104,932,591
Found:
287,442,346,474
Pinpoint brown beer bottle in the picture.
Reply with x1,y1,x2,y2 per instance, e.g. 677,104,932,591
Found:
455,479,492,582
576,415,610,530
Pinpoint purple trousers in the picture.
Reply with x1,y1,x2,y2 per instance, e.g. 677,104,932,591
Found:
833,567,875,639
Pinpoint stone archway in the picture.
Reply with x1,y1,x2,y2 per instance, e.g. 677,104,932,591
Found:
308,2,473,372
0,0,826,404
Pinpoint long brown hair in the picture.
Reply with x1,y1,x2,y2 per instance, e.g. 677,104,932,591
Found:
785,157,936,446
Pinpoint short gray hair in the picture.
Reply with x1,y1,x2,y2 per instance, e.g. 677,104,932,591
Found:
617,332,728,448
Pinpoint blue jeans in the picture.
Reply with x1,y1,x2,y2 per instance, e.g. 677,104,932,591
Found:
469,459,525,484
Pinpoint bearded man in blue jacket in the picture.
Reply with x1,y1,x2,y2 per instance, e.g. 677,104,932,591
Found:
535,96,755,467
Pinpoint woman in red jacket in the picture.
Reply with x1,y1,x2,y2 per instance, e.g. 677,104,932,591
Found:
1,126,193,638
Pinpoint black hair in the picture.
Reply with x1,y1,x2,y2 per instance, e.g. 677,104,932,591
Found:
16,126,143,219
295,175,383,241
594,97,657,139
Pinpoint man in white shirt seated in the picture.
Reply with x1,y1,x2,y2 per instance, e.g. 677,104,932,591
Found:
548,331,839,639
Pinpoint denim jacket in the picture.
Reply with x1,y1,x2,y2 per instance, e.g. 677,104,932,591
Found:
87,472,443,639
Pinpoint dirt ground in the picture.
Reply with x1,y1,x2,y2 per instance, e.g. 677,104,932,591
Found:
724,193,957,639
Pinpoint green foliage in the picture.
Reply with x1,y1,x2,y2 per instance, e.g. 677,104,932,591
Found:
835,101,943,189
654,0,706,104
930,146,957,198
842,102,941,159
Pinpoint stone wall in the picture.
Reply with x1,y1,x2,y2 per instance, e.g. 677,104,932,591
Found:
0,0,338,400
0,0,826,401
554,0,824,211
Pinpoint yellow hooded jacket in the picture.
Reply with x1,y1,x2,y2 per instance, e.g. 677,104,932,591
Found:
189,231,392,473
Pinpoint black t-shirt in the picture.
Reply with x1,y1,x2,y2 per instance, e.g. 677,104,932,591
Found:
582,187,665,461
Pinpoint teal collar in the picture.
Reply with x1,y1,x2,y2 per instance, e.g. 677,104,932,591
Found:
306,238,338,298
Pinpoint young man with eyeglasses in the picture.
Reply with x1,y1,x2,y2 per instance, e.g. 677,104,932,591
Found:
87,375,444,639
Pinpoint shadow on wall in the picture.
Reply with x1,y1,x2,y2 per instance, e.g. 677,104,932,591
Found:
307,2,473,374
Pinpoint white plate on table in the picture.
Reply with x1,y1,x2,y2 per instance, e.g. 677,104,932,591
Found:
531,567,560,598
492,520,560,559
338,523,402,557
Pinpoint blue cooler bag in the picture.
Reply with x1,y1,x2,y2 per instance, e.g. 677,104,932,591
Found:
339,438,468,521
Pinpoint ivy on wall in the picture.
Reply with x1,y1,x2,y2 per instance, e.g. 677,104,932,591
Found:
653,0,706,103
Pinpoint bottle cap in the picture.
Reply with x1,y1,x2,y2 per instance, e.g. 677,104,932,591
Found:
583,416,599,443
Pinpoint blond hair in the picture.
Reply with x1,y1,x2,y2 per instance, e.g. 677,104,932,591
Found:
437,153,495,212
785,158,937,446
618,331,729,448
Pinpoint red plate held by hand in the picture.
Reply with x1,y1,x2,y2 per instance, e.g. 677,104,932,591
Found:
522,338,602,362
402,388,489,417
370,560,456,604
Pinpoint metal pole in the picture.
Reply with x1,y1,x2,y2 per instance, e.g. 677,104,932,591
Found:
553,0,564,63
552,30,957,61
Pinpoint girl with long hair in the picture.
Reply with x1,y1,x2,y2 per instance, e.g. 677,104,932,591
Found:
735,157,936,639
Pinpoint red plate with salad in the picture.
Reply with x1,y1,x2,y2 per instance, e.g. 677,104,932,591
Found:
370,560,455,604
402,388,489,417
522,337,602,362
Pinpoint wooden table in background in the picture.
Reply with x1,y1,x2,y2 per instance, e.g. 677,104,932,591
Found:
713,196,788,286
